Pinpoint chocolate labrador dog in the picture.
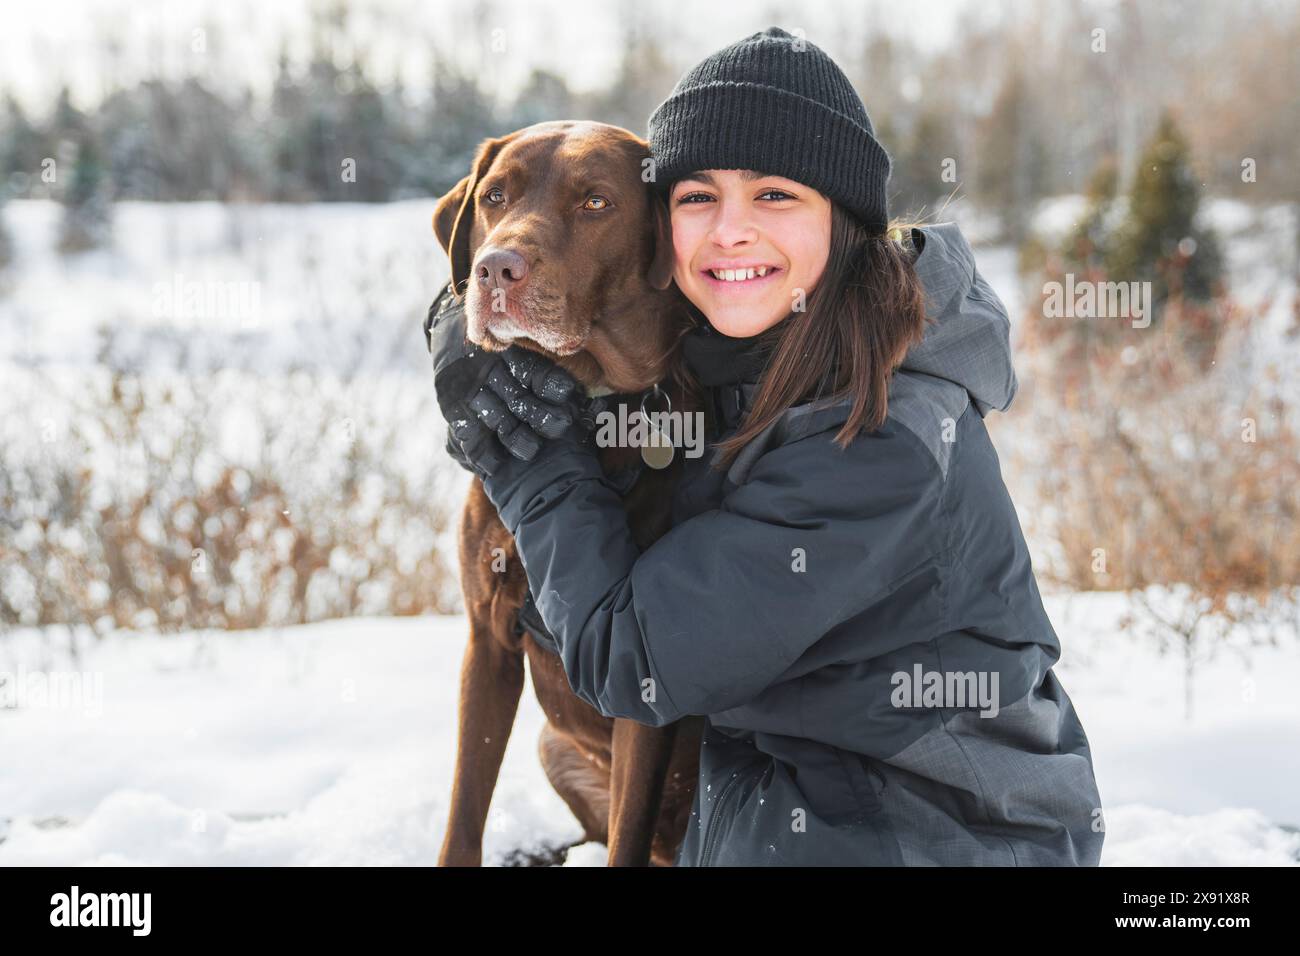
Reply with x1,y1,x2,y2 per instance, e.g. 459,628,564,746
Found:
431,121,704,867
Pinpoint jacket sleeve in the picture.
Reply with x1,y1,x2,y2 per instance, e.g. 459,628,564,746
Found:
495,419,945,726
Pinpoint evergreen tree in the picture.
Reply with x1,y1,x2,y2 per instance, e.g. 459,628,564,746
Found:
1,93,48,189
581,21,675,136
1060,155,1121,274
883,107,957,222
976,64,1050,245
0,191,11,271
1030,114,1230,384
58,136,113,253
269,50,312,202
417,54,499,198
505,69,577,131
1106,110,1224,304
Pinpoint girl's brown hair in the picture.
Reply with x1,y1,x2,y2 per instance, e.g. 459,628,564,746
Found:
675,203,930,472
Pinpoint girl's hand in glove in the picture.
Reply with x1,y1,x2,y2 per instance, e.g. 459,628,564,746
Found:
427,284,593,480
450,345,596,475
455,346,608,532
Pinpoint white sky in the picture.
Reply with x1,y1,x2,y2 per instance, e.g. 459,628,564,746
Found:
0,0,977,117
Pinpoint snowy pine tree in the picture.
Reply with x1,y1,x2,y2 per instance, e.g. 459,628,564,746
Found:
57,135,113,254
1106,110,1224,305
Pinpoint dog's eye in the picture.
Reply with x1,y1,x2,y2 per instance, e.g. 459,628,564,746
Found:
486,187,505,205
582,195,611,211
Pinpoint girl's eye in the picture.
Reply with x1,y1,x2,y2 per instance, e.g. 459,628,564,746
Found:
583,195,611,211
674,190,793,204
485,186,505,204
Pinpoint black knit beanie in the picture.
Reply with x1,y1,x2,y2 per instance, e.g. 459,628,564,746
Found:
647,26,892,234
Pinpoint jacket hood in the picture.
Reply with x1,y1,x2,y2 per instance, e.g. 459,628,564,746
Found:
901,222,1018,416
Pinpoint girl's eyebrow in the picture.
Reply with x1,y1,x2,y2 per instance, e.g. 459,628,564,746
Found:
675,170,771,188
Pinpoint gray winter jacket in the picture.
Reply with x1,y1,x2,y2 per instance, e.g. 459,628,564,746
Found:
487,222,1105,866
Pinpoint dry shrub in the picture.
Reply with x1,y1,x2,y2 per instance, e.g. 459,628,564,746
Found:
1002,260,1300,656
0,361,463,635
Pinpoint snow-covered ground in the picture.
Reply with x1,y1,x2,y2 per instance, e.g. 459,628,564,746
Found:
1,592,1297,866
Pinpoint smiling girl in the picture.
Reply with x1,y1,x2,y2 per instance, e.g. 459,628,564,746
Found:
436,26,1104,866
674,168,834,339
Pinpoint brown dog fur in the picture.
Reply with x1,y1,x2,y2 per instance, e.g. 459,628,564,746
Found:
432,121,704,867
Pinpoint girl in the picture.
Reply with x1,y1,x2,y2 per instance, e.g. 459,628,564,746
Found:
437,27,1104,866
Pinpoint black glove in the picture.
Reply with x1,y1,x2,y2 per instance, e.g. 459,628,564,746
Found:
427,284,494,476
425,284,594,479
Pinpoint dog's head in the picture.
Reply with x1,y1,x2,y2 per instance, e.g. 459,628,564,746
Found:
433,121,679,393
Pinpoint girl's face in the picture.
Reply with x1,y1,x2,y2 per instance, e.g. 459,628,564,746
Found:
669,169,832,338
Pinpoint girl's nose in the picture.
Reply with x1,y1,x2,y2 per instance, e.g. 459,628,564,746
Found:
706,199,759,247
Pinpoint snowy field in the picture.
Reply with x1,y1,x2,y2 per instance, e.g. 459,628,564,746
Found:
1,593,1297,866
1,197,1297,865
0,199,445,377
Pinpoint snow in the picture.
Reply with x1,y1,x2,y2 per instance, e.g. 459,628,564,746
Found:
0,199,444,376
1,593,1296,866
1048,592,1300,839
0,616,582,866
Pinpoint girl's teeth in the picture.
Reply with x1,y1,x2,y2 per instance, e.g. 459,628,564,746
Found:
711,267,770,281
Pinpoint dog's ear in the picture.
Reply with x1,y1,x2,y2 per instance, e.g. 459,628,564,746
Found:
433,135,511,299
432,175,469,259
647,188,675,291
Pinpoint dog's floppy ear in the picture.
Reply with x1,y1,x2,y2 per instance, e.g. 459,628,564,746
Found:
433,134,511,299
647,188,674,291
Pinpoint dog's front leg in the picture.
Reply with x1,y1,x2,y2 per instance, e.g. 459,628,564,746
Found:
437,607,526,866
438,492,528,867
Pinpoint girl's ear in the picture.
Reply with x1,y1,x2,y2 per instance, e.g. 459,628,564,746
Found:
647,189,675,291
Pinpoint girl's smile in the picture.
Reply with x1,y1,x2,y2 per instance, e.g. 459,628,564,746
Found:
699,263,784,290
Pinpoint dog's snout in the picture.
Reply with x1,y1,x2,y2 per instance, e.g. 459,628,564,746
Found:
476,248,530,292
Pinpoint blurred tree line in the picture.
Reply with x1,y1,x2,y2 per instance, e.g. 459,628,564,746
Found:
0,0,1295,248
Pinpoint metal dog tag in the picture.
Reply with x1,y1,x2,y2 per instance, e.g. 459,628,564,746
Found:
640,385,674,469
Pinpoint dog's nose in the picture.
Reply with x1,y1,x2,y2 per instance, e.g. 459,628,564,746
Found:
476,249,529,292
